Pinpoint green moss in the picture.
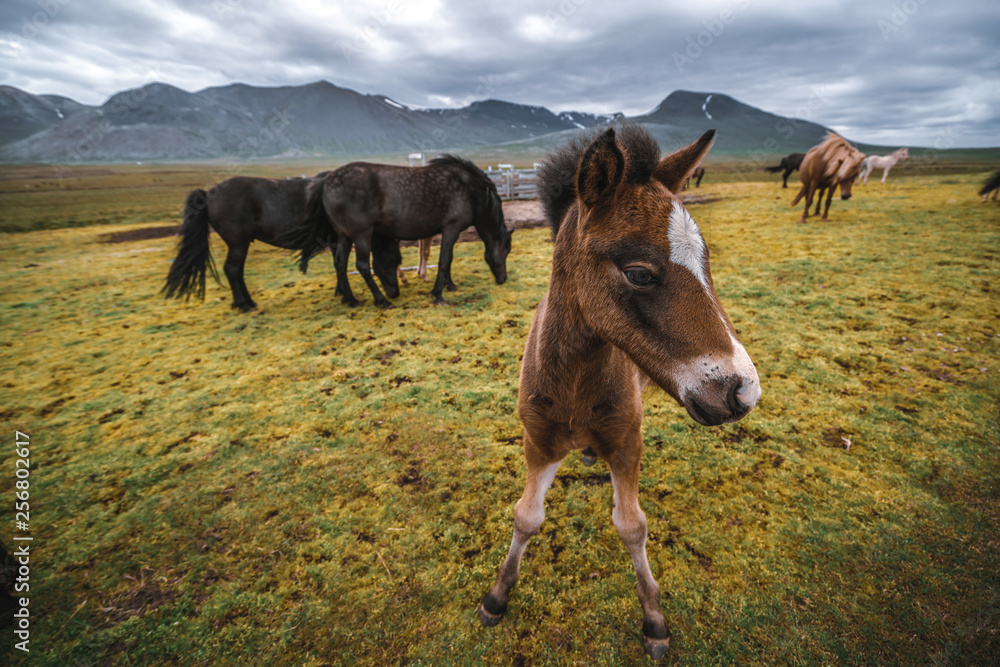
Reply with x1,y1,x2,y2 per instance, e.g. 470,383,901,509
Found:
1,171,998,665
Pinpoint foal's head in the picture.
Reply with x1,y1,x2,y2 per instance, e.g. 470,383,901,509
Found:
558,127,760,425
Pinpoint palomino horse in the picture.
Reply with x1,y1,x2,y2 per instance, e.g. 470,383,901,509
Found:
857,147,909,185
791,133,866,223
765,152,805,188
978,170,1000,203
299,156,511,306
163,175,400,311
479,125,761,660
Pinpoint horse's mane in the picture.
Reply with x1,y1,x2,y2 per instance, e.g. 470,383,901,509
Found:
979,169,1000,196
429,154,508,238
815,132,866,181
538,123,661,235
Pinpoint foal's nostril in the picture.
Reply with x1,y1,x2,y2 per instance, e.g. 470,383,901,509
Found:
726,379,746,415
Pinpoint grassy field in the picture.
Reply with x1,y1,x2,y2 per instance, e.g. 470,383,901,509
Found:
1,166,998,665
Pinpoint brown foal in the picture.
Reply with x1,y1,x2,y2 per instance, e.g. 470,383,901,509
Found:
479,125,761,659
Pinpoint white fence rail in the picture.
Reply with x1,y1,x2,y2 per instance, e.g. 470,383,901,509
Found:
487,163,543,200
408,154,541,200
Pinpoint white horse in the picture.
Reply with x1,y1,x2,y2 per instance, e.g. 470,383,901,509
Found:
857,147,909,185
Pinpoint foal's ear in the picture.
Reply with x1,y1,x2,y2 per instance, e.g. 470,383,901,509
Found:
653,129,715,193
577,128,624,210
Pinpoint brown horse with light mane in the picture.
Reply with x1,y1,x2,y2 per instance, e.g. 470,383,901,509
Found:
479,124,761,660
791,133,866,223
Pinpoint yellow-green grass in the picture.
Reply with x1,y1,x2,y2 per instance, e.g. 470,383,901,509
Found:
1,172,998,665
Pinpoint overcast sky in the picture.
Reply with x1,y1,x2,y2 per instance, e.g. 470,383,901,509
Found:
2,0,998,147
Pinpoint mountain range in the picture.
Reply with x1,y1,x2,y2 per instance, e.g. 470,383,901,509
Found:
0,80,835,163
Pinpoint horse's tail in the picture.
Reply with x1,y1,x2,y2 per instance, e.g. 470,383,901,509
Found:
764,164,784,173
978,169,1000,196
790,184,808,207
280,178,331,274
162,189,219,301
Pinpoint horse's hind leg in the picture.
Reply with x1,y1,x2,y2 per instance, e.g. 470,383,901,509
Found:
354,236,391,308
418,237,432,282
334,239,360,307
782,168,790,188
881,167,890,184
480,437,563,627
223,244,256,312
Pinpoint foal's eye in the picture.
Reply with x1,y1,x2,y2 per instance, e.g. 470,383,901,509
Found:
624,267,654,286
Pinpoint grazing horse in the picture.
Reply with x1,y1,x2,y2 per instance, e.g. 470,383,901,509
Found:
163,175,400,311
302,156,512,306
764,152,805,188
479,124,761,660
978,170,1000,203
791,134,866,223
857,147,909,185
682,165,705,190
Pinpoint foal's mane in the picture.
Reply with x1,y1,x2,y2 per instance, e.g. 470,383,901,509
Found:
538,123,662,235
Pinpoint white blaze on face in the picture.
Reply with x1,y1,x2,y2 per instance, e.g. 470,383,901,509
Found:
668,202,709,291
667,202,762,415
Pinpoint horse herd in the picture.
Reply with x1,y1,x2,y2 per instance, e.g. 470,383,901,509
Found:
765,135,914,224
163,131,930,314
158,123,994,658
163,154,511,312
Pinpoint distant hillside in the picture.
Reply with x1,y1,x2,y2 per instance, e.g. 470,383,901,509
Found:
0,81,844,163
633,90,831,154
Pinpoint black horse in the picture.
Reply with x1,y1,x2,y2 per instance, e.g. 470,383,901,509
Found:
163,175,401,311
765,152,805,188
301,155,512,306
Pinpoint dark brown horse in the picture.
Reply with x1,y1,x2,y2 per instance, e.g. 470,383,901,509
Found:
163,175,401,311
682,165,705,190
765,152,804,188
301,156,512,306
791,134,866,223
479,125,761,659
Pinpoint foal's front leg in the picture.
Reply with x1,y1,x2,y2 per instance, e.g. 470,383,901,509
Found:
606,430,671,660
480,437,563,626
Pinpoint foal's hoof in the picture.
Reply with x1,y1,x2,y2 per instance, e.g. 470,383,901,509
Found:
581,447,598,467
479,594,506,627
643,635,670,660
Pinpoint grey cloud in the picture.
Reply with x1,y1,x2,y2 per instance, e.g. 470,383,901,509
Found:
1,0,997,147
